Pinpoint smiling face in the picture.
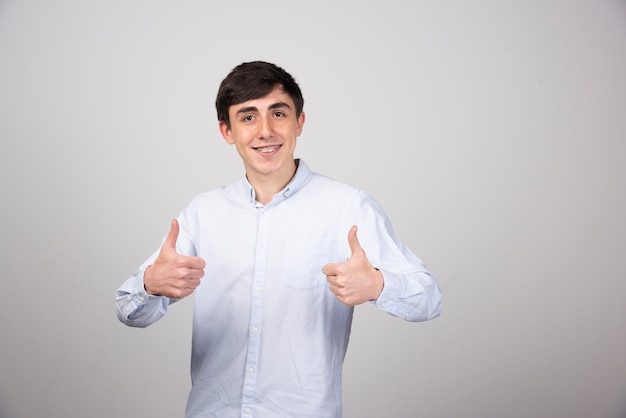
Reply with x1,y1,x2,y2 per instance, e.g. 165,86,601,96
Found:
219,85,306,188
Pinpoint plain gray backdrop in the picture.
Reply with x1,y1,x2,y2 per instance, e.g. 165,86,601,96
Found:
1,1,625,417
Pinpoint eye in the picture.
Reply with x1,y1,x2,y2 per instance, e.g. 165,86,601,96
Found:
242,115,254,122
274,111,285,118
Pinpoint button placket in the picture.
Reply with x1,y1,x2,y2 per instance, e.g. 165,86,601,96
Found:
241,209,272,414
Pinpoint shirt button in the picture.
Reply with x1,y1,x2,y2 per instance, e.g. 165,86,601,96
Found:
248,367,254,373
251,327,258,333
380,302,387,308
255,286,262,292
243,407,251,414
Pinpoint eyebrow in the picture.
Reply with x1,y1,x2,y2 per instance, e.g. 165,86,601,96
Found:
269,102,291,111
235,101,292,116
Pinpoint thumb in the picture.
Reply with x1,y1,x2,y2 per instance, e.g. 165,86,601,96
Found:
348,225,364,257
162,218,180,252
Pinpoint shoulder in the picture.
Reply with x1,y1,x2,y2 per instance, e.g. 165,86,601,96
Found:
310,170,378,200
185,177,249,211
304,170,384,214
307,170,360,194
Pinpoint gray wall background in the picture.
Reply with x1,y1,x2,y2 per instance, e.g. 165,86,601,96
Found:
1,1,625,417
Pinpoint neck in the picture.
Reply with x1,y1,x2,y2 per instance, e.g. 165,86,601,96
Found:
248,160,298,205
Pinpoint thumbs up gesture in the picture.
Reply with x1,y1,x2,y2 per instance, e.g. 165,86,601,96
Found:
143,219,206,299
322,226,384,306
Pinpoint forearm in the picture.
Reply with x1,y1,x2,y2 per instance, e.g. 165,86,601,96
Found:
115,269,172,328
373,268,442,322
348,192,442,321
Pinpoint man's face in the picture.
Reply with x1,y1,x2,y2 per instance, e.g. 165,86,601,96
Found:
219,86,305,184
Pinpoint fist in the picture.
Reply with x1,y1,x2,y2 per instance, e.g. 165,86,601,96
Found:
143,219,206,299
322,226,384,306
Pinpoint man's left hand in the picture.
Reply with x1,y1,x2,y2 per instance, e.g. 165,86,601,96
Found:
322,226,384,306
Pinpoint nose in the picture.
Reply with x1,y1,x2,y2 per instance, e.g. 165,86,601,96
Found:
256,115,274,139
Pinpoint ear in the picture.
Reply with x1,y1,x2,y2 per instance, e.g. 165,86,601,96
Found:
296,112,306,137
219,121,234,145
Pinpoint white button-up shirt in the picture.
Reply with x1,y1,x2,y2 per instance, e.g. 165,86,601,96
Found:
116,160,441,418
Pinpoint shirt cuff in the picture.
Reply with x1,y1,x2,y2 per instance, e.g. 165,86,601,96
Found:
374,268,426,319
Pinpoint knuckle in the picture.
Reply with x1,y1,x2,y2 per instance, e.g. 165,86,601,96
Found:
174,256,188,268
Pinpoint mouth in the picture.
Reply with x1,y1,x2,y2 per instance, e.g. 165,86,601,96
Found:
253,144,282,154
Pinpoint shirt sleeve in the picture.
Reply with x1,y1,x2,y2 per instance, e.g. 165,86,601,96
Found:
374,264,442,322
115,254,173,328
354,192,442,322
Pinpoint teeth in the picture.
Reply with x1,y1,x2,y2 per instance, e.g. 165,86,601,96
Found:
258,146,279,153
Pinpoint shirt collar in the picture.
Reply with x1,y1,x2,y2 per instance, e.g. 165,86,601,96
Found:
244,159,311,206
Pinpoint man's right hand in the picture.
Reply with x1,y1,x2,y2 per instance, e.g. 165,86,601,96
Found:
143,219,206,299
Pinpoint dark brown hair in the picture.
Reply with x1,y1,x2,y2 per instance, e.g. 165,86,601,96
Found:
215,61,304,128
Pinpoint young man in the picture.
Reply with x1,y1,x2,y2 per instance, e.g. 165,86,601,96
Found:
116,61,442,418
